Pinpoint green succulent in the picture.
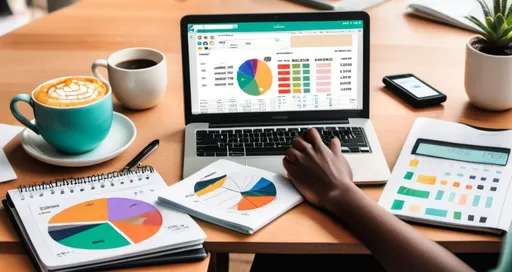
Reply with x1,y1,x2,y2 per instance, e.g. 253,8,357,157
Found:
466,0,512,48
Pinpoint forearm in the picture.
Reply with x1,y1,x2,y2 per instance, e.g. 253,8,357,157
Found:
326,185,472,272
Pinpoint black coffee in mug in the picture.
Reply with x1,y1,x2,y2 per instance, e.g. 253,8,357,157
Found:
115,59,157,70
92,47,167,109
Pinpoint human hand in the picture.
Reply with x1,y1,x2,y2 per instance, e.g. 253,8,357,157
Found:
283,128,356,210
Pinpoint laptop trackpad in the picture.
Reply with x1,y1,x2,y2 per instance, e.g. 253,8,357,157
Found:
247,157,287,177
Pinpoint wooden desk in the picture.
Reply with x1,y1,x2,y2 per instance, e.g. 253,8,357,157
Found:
0,253,210,272
0,0,508,270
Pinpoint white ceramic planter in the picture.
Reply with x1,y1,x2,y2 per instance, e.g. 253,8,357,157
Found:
465,36,512,111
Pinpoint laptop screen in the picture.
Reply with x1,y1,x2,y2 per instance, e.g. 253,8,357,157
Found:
186,20,364,115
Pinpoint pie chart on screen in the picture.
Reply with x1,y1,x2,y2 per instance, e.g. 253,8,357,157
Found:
237,59,273,96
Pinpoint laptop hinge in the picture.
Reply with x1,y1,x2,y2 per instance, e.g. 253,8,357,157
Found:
209,119,349,128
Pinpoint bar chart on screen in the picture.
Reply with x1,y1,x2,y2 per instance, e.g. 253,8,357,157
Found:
277,62,311,94
315,61,332,93
277,59,334,95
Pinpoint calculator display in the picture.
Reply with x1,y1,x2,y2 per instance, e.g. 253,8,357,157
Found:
412,139,510,166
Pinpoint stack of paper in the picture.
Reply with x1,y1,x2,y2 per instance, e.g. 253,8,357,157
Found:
407,0,486,32
5,169,207,271
0,124,23,182
286,0,387,11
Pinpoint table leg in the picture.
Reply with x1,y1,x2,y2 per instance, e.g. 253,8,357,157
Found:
208,252,229,272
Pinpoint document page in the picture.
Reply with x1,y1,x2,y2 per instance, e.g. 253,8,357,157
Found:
158,159,303,233
379,118,512,231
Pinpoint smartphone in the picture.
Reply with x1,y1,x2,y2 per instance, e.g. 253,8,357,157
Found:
382,74,447,108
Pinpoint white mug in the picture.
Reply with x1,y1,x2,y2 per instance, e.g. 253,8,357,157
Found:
92,47,167,110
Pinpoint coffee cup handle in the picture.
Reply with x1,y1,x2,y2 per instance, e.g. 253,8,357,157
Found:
92,59,109,86
10,94,39,135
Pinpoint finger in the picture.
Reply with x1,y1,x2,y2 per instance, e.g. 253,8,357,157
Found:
285,147,304,165
292,137,312,153
305,128,325,149
330,137,342,155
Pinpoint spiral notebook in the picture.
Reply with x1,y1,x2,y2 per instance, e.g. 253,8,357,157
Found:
3,166,206,272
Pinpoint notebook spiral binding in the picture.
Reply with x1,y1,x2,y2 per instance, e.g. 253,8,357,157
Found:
16,165,154,197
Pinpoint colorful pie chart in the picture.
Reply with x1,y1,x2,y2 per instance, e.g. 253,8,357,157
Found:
237,59,273,96
194,173,277,211
47,198,162,250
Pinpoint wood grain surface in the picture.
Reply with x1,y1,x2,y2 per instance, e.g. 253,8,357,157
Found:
0,253,210,272
0,0,508,263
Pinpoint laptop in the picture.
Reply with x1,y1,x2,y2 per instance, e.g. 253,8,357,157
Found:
181,12,390,184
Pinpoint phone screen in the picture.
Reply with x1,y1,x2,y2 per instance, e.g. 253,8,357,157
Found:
393,77,439,98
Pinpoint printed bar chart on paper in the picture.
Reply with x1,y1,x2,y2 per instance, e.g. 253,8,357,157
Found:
378,118,512,234
384,139,508,225
48,198,162,250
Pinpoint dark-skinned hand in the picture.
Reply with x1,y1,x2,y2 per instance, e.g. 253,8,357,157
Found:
282,128,355,209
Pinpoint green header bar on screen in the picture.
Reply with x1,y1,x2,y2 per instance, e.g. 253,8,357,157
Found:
188,20,364,33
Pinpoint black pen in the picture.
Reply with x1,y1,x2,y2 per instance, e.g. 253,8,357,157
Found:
121,139,160,171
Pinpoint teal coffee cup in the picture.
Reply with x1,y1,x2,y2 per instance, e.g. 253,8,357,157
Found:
10,76,113,154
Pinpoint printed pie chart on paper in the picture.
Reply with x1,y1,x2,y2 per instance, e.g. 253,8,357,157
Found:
237,59,273,96
194,173,277,211
47,198,162,250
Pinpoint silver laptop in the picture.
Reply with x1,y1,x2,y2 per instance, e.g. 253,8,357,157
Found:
180,12,390,184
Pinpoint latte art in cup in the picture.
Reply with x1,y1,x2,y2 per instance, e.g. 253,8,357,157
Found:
34,77,108,107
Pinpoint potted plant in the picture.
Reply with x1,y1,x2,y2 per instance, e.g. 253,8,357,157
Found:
465,0,512,111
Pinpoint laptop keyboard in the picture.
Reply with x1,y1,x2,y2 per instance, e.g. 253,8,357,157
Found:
196,126,370,157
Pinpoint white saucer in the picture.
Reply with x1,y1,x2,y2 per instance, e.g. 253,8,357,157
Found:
21,112,137,167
